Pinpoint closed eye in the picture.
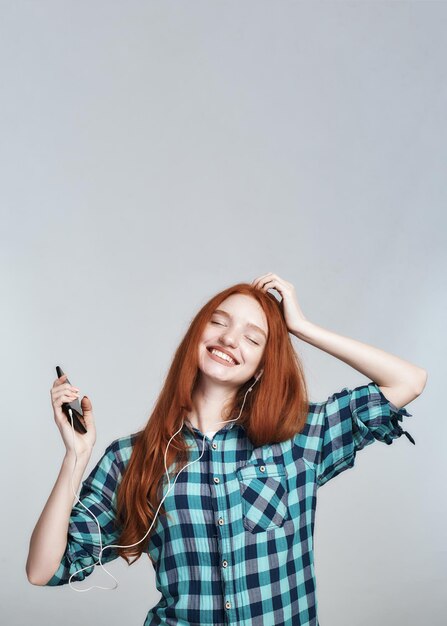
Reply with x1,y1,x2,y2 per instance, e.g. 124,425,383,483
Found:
210,321,259,345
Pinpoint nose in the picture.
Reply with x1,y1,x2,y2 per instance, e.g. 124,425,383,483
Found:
219,328,238,348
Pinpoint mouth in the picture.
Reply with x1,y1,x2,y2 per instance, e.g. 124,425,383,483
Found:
206,346,239,366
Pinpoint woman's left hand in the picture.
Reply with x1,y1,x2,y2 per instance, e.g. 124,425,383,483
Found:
251,272,308,334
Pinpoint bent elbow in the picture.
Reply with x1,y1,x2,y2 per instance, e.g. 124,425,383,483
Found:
26,563,54,586
415,369,428,395
26,571,47,586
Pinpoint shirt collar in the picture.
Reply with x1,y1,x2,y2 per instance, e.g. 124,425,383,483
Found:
183,417,244,436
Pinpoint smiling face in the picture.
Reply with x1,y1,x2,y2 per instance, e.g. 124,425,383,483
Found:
198,293,268,387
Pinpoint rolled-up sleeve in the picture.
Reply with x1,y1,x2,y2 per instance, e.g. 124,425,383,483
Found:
45,440,123,586
315,382,415,488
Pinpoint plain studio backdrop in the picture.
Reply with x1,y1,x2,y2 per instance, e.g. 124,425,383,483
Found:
1,1,445,625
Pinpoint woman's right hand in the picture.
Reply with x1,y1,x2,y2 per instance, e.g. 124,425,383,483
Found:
51,373,96,456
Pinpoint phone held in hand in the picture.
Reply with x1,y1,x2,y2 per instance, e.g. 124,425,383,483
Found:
56,365,87,434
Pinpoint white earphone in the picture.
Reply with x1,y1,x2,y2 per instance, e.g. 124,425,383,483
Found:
65,368,264,592
253,368,264,383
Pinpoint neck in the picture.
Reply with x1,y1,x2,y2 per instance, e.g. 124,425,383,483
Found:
187,378,237,433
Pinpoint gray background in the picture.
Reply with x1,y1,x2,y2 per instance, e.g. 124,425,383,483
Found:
1,1,445,625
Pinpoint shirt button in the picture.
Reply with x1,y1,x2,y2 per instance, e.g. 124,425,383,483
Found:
212,442,218,450
225,601,231,609
213,477,220,484
222,560,228,567
218,517,224,525
259,465,265,472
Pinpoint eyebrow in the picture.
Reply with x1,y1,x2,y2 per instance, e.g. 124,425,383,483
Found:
212,309,267,339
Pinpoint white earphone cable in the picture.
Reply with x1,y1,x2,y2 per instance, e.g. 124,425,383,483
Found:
66,371,263,592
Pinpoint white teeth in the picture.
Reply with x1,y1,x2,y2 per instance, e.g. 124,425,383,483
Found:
210,348,237,365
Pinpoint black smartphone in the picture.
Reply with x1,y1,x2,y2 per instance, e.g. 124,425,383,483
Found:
55,366,87,434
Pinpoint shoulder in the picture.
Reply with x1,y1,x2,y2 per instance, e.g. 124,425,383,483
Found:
102,431,140,473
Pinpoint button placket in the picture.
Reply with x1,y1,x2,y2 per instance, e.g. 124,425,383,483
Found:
208,446,235,611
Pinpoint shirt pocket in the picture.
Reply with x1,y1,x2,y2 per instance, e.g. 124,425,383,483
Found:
236,461,290,533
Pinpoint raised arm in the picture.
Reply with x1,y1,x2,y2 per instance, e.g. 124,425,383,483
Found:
26,372,96,585
26,449,92,585
251,272,428,408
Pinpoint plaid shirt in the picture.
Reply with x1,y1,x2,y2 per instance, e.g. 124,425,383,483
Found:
45,381,415,625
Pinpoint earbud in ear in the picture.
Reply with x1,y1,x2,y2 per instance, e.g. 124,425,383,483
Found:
255,368,264,382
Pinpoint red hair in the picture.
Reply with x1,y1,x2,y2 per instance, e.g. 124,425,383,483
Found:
115,282,309,565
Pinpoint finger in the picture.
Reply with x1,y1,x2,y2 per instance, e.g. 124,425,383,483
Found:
53,375,80,394
63,382,80,392
259,277,279,290
53,389,80,405
50,383,79,398
252,272,273,283
259,274,284,287
80,397,94,422
53,373,68,387
53,385,79,397
252,273,274,288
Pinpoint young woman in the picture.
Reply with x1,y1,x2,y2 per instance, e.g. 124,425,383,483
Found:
26,272,427,626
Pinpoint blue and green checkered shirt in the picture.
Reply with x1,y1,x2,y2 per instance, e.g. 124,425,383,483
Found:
45,381,415,625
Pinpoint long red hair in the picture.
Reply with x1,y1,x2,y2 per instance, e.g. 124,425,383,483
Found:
115,282,309,565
